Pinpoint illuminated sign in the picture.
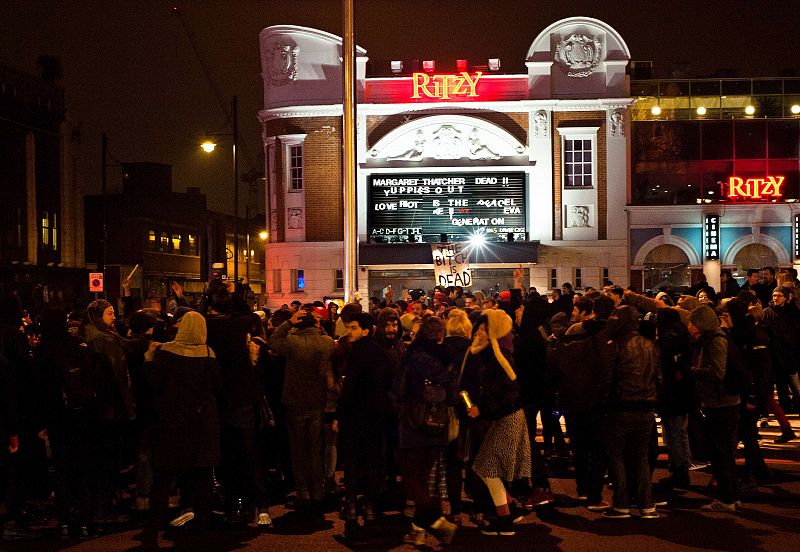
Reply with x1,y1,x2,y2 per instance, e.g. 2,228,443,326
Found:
704,214,719,260
367,172,526,243
411,71,483,100
726,175,784,201
795,214,800,260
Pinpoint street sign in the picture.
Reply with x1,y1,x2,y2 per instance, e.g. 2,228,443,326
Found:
89,272,104,292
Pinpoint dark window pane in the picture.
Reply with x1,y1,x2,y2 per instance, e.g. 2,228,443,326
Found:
566,165,573,176
583,163,592,174
702,121,733,160
567,175,574,186
721,80,751,95
565,152,573,162
735,120,766,159
752,79,782,95
768,120,800,158
691,80,720,96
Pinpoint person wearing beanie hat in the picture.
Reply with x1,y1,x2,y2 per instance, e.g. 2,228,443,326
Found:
687,305,741,512
464,309,531,536
762,285,800,422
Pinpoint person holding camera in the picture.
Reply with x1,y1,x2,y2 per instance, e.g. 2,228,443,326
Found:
268,308,335,520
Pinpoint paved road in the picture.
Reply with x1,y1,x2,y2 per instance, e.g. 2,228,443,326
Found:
3,415,799,552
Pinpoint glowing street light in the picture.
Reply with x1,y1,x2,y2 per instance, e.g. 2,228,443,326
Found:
745,105,756,115
200,140,217,153
258,230,269,240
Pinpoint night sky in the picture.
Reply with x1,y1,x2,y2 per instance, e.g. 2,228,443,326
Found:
1,0,797,216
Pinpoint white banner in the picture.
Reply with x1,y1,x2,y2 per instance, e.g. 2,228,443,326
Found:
431,242,472,287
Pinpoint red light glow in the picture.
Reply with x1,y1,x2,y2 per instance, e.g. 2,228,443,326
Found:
726,175,784,201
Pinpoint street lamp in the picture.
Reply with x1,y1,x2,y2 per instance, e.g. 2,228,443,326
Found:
201,95,239,283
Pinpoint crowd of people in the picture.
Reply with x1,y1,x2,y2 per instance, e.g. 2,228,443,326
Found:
0,264,798,547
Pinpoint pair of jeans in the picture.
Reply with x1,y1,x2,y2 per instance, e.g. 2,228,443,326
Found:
661,414,691,472
738,404,766,477
148,467,213,535
702,405,740,504
565,411,606,502
603,410,655,510
285,407,324,502
522,404,552,489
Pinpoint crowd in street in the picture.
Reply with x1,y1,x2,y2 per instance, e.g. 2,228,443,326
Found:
0,265,798,547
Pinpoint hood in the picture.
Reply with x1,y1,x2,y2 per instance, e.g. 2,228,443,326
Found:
606,305,639,337
690,305,719,334
677,295,701,312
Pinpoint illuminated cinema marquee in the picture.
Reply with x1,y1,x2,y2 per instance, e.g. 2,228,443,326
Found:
726,175,784,201
411,71,483,100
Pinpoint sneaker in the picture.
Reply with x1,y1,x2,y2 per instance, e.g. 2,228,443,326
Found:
773,430,797,444
638,507,659,519
481,515,515,536
402,524,427,546
689,461,710,471
700,500,736,512
509,504,527,524
429,516,458,544
169,509,195,527
57,522,70,540
78,525,101,540
587,500,610,511
526,487,555,507
602,508,632,519
653,497,669,507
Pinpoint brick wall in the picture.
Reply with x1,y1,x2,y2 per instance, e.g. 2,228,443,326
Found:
552,111,607,240
264,117,343,242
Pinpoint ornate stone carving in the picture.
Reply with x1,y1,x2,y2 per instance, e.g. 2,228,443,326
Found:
385,130,426,161
266,40,298,87
287,208,303,229
467,128,501,160
533,110,548,138
565,205,592,228
432,125,463,159
554,34,602,77
610,109,624,137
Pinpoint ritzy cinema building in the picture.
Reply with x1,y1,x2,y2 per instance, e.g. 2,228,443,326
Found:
258,17,800,307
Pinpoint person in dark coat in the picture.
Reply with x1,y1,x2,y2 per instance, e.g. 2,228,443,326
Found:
393,316,458,546
204,282,270,525
655,307,694,490
333,313,392,535
513,295,556,507
142,311,221,545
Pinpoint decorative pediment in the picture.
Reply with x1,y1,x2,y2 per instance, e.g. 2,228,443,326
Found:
369,115,527,162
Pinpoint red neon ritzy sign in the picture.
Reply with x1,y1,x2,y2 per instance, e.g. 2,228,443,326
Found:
726,175,784,201
411,71,483,100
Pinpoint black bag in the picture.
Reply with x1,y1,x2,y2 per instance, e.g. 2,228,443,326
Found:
409,379,449,438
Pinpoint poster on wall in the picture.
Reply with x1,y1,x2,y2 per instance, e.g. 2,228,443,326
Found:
431,242,472,287
368,172,526,243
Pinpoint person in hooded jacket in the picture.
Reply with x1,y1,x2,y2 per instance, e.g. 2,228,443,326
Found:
142,311,221,545
655,308,694,491
81,299,134,525
601,306,661,520
467,309,531,537
688,305,741,512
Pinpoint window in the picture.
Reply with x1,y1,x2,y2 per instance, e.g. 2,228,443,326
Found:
334,269,344,291
187,234,198,256
549,268,557,290
602,267,610,284
563,139,593,187
40,211,57,250
148,230,157,250
289,144,303,191
574,268,582,290
272,269,282,293
159,232,169,252
291,269,305,292
171,234,182,253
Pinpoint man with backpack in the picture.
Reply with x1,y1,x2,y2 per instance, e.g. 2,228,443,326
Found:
688,305,741,512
